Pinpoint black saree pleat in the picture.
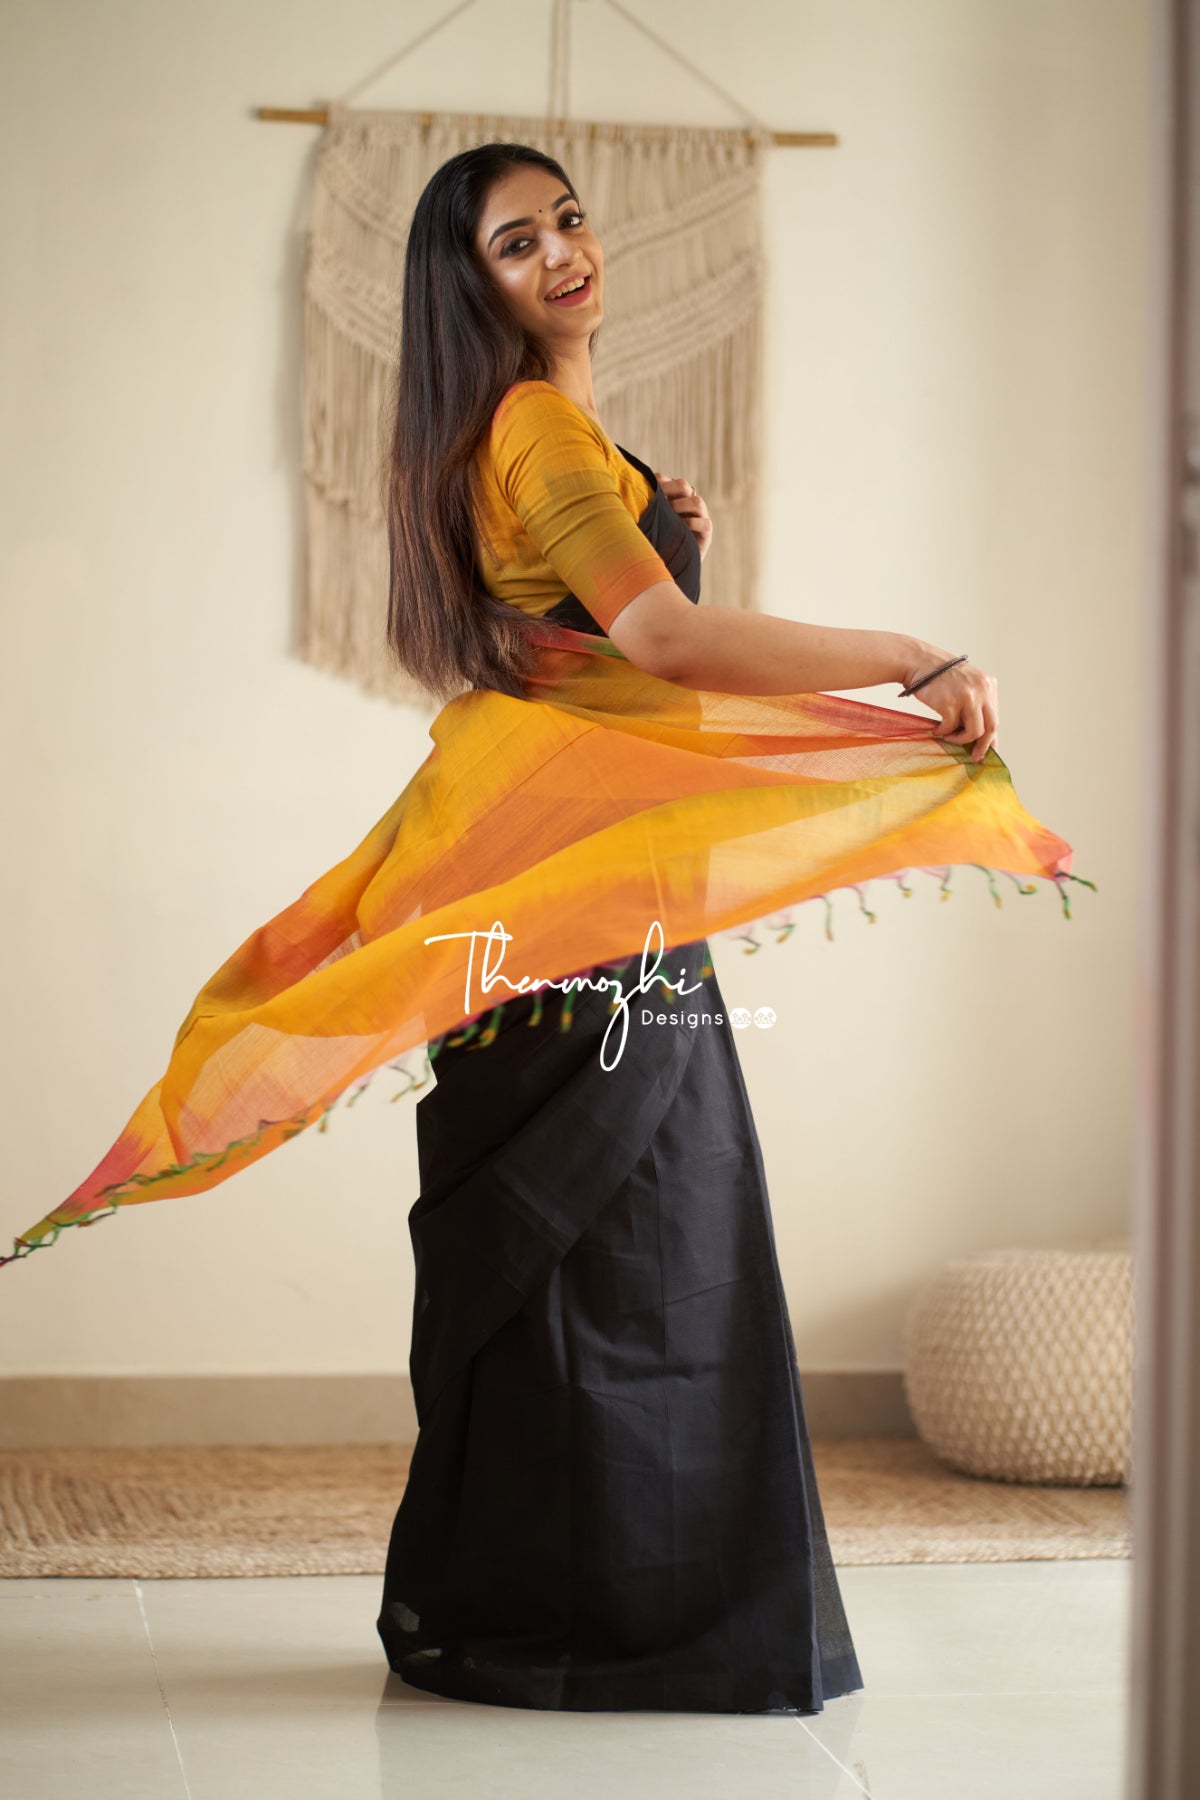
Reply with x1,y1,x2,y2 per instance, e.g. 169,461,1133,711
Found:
375,446,865,1714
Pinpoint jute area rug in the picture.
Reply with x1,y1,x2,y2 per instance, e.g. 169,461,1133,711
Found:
0,1437,1130,1580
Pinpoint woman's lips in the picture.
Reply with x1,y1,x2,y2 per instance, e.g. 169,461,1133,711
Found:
546,274,593,306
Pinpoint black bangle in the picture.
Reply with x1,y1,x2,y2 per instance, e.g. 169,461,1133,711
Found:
899,654,969,699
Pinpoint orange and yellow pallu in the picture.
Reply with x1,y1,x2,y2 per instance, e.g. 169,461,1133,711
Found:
2,619,1093,1269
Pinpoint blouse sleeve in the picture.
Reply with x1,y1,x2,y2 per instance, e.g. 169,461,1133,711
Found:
489,381,675,631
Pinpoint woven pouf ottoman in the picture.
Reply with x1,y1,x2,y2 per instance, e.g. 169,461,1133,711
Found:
900,1241,1133,1486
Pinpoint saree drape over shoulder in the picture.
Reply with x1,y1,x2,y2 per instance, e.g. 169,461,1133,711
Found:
4,377,1092,1268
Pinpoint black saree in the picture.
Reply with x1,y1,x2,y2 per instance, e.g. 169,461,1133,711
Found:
375,447,865,1714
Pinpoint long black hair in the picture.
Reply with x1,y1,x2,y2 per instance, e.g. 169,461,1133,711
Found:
384,142,597,702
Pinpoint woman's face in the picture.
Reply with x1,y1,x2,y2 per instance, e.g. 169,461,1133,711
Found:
474,165,604,347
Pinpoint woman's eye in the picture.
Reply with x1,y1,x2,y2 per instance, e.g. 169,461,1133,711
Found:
500,212,586,256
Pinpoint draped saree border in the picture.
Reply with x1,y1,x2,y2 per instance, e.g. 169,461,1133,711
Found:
0,857,1098,1270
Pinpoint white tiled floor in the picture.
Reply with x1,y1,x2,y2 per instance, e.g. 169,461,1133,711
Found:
0,1561,1130,1798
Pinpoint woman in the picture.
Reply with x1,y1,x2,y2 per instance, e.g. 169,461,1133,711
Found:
372,141,992,1715
3,140,1087,1709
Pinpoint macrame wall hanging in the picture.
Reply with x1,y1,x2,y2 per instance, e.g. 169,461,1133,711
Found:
258,0,837,709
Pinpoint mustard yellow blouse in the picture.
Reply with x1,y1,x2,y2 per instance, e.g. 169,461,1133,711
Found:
473,379,675,633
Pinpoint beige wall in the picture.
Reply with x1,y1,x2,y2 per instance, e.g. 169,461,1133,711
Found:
0,0,1143,1386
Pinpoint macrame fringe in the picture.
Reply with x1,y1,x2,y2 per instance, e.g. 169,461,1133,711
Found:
0,862,1096,1269
301,110,768,705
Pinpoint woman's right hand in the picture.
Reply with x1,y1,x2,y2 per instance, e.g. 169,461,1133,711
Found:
902,646,999,765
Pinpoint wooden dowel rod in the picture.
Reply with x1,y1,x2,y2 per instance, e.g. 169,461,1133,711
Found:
253,106,837,146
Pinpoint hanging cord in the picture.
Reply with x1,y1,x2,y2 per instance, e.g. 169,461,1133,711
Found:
597,0,773,130
332,0,769,132
548,0,572,123
333,0,486,107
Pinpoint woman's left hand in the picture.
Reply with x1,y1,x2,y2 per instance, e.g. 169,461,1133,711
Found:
655,473,714,562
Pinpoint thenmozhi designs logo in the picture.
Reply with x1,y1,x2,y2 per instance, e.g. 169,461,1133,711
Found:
423,917,778,1070
729,1006,777,1029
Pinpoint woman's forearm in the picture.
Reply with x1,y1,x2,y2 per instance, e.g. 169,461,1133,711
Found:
662,604,933,696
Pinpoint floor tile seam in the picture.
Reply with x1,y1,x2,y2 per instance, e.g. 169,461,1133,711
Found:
803,1685,1127,1701
133,1579,195,1799
791,1715,873,1795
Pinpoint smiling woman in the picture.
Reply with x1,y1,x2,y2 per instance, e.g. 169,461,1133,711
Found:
484,181,600,314
6,139,1091,1721
365,151,867,1715
362,142,1078,1717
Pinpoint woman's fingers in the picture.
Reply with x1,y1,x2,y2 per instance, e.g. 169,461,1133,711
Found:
960,679,999,763
938,681,999,763
655,474,714,561
946,708,983,742
657,475,699,511
972,684,1000,762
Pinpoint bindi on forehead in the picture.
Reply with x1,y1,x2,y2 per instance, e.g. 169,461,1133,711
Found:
483,188,576,250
